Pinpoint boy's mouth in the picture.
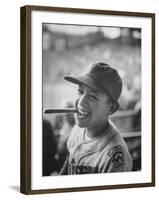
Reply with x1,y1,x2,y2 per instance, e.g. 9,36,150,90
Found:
77,108,90,120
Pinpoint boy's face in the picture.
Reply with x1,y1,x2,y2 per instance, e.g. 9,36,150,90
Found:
75,84,112,130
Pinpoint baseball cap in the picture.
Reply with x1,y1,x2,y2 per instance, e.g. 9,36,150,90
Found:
64,62,122,104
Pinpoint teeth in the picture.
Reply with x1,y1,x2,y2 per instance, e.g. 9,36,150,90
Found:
78,109,89,116
79,111,88,115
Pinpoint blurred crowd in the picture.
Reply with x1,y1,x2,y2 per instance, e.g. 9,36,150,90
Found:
118,69,141,131
118,69,141,111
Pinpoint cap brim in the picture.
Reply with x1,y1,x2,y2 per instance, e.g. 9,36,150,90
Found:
64,74,120,108
64,74,103,92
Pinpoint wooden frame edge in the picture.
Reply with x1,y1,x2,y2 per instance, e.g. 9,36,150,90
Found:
20,6,32,194
20,5,155,194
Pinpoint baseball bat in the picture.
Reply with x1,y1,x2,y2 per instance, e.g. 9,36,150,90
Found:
44,108,78,114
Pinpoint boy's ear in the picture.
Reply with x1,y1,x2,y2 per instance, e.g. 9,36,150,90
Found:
109,102,119,115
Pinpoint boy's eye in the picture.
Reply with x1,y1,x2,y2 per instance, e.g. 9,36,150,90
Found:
89,94,98,100
77,89,83,95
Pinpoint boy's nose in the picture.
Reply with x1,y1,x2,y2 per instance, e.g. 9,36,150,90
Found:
78,94,88,107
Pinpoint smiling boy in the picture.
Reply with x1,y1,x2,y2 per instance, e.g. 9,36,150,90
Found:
59,62,132,175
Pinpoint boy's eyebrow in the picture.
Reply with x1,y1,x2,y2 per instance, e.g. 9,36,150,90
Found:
88,89,97,95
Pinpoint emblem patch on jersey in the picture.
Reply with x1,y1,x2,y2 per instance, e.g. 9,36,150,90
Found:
107,145,126,167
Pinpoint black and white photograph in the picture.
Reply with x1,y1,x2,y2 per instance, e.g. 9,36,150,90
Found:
42,24,141,176
20,6,155,194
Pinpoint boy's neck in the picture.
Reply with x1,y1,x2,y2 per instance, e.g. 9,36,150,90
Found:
85,120,110,138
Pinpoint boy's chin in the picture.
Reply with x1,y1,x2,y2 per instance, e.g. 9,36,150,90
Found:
77,124,86,128
75,119,88,128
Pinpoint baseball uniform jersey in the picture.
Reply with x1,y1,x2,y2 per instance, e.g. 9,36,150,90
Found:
59,120,132,175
